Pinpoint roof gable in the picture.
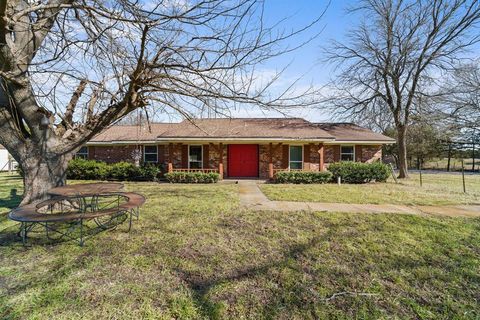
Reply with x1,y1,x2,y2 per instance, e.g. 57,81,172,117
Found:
315,123,395,142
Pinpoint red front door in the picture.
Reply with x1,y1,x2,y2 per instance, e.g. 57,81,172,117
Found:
228,144,259,177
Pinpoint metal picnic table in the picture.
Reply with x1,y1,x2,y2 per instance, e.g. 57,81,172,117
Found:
8,182,145,246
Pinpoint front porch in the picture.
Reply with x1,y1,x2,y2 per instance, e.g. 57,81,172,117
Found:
166,142,328,180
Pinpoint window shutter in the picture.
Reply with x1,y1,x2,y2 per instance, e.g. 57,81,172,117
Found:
303,144,310,169
203,144,209,168
282,144,289,168
181,144,188,168
355,145,362,162
333,145,340,162
158,145,165,164
88,146,94,160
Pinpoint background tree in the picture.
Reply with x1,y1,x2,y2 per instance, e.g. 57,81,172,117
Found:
381,119,457,169
324,0,480,178
0,0,324,204
437,60,480,171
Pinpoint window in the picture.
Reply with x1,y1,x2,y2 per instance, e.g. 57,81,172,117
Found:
144,145,158,163
289,145,303,170
189,145,203,169
75,146,88,159
341,145,355,161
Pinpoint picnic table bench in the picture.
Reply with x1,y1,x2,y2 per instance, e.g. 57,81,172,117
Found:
8,183,145,246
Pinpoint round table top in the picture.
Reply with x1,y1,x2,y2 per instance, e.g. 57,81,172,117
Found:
48,182,124,197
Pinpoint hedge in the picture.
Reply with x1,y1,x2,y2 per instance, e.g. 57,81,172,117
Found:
66,158,160,181
164,172,220,183
327,161,389,184
273,171,333,184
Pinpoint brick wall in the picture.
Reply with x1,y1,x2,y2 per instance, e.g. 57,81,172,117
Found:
88,143,384,177
324,145,335,163
207,144,227,172
164,144,183,168
308,144,321,171
258,143,284,178
88,145,140,164
361,145,382,163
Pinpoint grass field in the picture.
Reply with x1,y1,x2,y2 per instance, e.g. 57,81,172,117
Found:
261,173,480,205
422,157,480,172
1,173,480,319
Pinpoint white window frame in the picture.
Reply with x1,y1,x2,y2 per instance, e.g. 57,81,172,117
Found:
340,145,355,162
75,146,88,159
188,145,203,169
143,145,158,163
288,145,303,170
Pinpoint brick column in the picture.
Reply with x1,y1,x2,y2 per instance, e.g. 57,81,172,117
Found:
268,143,274,179
318,143,324,171
168,143,174,172
219,143,224,179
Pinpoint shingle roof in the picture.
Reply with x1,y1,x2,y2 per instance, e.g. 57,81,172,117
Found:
90,123,174,142
315,123,395,142
158,118,334,140
89,118,394,143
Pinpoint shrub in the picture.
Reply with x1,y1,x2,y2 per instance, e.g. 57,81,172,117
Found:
327,161,389,184
165,171,220,183
108,161,136,180
67,158,109,180
274,171,333,184
66,159,160,181
136,164,162,181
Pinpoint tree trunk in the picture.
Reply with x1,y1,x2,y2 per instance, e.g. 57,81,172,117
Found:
20,151,71,205
397,126,409,178
472,139,475,172
447,143,452,172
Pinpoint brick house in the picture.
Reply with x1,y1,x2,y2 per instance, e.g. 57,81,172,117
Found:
78,118,395,179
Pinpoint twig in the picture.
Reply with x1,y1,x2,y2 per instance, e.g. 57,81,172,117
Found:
321,291,379,302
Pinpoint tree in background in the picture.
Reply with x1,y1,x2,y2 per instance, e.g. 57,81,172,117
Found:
0,0,324,204
324,0,480,178
437,60,480,171
382,120,457,169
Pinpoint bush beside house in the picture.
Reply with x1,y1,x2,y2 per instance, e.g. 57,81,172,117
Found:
327,161,390,183
274,171,333,184
164,172,220,183
67,159,160,181
272,161,389,184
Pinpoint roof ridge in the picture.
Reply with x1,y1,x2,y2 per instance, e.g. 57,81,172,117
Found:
182,117,308,121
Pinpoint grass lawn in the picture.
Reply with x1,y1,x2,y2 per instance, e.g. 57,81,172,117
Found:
261,173,480,206
1,173,480,319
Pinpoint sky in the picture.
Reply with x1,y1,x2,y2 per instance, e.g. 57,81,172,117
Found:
157,0,356,123
235,0,354,122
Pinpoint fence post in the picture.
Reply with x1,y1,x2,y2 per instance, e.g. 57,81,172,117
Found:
419,164,422,187
462,160,466,193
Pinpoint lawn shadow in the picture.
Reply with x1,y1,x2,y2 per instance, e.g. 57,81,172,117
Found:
174,224,339,319
0,188,22,210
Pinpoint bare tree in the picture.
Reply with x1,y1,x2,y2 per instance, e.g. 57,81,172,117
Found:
438,60,480,170
0,0,324,204
439,60,480,127
323,0,480,178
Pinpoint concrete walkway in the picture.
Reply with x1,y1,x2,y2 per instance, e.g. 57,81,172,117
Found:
238,181,480,217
